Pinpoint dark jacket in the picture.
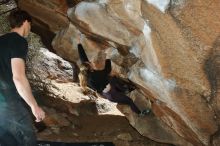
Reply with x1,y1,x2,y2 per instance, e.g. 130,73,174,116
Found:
78,44,111,93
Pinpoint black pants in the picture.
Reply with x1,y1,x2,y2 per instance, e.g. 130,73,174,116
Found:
0,89,36,146
102,85,141,114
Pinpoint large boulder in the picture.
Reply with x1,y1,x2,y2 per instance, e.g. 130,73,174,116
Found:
26,33,121,116
65,0,219,145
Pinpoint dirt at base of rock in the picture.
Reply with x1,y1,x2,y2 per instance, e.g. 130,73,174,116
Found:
37,107,172,146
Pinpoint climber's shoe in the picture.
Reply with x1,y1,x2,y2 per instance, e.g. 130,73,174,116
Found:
139,108,151,117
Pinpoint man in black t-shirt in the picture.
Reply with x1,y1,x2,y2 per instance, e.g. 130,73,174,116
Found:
0,10,45,146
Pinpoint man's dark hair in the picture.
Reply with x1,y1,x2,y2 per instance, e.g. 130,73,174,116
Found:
8,9,32,28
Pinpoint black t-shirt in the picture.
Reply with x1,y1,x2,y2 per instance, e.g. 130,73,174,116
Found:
78,44,112,93
0,32,28,90
87,60,111,93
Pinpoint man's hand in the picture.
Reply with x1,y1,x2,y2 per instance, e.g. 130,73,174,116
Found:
31,105,45,122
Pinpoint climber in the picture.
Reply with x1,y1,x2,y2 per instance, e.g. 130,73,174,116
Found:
77,34,151,116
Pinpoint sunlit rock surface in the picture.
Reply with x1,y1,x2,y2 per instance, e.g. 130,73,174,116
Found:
25,33,165,146
26,35,121,116
18,0,220,145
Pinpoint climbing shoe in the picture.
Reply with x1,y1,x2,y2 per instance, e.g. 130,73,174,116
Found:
139,108,151,116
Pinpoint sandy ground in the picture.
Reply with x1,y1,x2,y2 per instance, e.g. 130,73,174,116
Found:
36,108,172,146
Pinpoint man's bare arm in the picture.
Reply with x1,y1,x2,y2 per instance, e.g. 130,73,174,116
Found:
11,58,45,122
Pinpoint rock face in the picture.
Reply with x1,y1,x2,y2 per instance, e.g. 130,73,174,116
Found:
26,33,122,117
18,0,220,146
25,33,166,146
17,0,69,32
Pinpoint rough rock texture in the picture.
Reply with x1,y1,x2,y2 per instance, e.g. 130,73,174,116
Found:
206,37,220,146
17,0,220,146
25,33,167,146
37,106,170,146
18,0,69,32
26,33,122,116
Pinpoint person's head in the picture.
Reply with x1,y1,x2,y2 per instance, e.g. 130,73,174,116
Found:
79,62,91,72
9,9,32,36
78,62,90,92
